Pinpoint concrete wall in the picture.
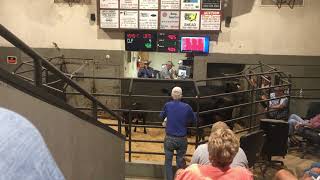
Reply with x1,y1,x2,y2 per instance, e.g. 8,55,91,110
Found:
0,47,124,112
1,0,320,56
0,81,125,180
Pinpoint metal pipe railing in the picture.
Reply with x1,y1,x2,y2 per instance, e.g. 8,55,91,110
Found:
1,24,294,162
0,24,125,128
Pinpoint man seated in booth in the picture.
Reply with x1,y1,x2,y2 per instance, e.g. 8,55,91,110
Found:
160,61,176,79
137,60,154,78
267,87,289,120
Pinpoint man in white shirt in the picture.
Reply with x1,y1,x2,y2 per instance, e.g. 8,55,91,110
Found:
268,87,288,120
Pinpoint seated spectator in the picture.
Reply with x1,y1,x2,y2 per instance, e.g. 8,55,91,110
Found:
160,61,176,79
268,87,288,120
175,128,253,180
288,113,320,136
191,121,248,168
0,107,65,180
137,60,154,78
274,162,320,180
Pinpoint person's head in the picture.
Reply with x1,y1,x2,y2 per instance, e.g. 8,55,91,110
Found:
208,128,240,168
171,86,182,100
143,61,150,68
274,87,285,96
178,60,183,66
166,61,173,70
211,121,230,133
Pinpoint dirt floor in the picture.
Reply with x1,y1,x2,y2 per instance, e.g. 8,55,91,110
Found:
99,119,245,163
99,119,198,163
100,119,320,179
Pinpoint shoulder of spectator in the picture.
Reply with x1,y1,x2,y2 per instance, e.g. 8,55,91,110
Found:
232,167,253,178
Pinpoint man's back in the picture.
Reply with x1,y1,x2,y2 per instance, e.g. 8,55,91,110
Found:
160,101,195,137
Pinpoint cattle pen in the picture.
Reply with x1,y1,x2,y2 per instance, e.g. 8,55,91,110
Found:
12,54,291,162
53,63,290,162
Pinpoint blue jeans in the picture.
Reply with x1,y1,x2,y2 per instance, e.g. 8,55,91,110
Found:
164,136,187,180
288,114,307,135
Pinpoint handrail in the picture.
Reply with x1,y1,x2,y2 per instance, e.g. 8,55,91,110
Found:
0,24,124,128
0,67,124,139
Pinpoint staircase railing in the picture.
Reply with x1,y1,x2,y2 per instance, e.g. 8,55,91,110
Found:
0,24,124,136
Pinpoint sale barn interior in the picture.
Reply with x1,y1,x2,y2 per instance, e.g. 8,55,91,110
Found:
1,0,320,180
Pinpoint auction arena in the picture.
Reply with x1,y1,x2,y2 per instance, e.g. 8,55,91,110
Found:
65,63,291,162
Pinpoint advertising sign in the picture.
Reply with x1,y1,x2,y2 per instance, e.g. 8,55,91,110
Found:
201,0,221,10
181,0,200,10
100,10,119,28
200,11,221,30
161,0,180,9
180,11,200,30
160,11,179,30
100,0,118,8
139,11,158,29
120,0,139,9
120,10,138,29
139,0,159,9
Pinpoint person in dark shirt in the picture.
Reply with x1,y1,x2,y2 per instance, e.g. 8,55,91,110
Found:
137,61,154,78
160,87,196,180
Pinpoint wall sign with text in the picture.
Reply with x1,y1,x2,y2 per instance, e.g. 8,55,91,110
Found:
201,0,221,10
98,0,221,31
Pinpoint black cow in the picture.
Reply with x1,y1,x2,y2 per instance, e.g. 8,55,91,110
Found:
121,102,147,137
161,82,243,138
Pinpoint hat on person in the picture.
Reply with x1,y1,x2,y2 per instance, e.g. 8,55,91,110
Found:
143,60,151,64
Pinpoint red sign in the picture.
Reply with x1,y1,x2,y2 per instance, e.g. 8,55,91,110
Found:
7,56,18,64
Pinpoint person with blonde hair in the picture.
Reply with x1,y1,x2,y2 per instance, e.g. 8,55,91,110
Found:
176,128,253,180
191,121,248,168
160,86,196,180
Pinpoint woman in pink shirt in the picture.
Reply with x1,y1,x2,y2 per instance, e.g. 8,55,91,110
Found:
175,129,253,180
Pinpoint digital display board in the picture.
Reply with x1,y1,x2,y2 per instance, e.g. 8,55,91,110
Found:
180,36,210,54
157,32,179,53
125,31,157,51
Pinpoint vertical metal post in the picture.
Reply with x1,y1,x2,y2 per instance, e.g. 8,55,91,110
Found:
245,75,254,132
128,78,134,162
286,75,292,119
45,69,49,84
34,59,42,87
92,101,98,121
193,81,200,149
195,96,200,148
118,79,122,134
249,83,255,132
